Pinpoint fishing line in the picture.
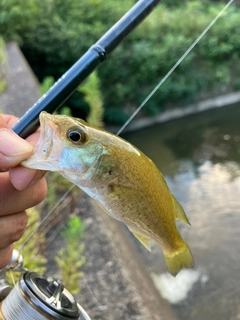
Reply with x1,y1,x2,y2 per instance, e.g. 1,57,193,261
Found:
18,185,75,251
77,304,91,320
116,0,235,136
10,270,15,286
19,0,234,251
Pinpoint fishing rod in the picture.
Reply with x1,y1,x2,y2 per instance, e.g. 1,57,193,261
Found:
1,1,163,319
12,0,162,138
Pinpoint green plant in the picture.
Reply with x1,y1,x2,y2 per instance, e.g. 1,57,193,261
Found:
40,75,54,95
1,0,239,121
44,171,76,208
60,106,72,116
0,36,7,94
0,79,7,93
79,71,104,128
55,216,85,294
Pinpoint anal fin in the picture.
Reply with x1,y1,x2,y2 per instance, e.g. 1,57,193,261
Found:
173,196,191,225
129,228,151,251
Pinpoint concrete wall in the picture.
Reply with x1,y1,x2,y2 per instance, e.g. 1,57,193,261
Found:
0,42,40,117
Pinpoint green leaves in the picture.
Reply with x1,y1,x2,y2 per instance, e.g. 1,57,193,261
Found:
79,71,104,128
0,0,239,123
0,37,7,94
62,216,85,240
40,76,54,95
55,216,85,294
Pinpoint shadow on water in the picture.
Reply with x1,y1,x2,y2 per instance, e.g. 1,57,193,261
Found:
122,103,240,320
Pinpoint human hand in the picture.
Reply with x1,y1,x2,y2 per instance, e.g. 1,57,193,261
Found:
0,114,47,269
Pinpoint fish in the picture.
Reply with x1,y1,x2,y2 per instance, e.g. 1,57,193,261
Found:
22,111,194,276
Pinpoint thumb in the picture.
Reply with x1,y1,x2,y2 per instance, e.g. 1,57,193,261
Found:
0,128,33,169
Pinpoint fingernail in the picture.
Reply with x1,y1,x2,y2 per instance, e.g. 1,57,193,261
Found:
0,129,33,156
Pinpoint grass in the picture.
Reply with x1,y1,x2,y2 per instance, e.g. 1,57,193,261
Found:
0,37,7,94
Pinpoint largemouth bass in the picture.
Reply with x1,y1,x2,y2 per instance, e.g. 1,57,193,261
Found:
22,111,194,276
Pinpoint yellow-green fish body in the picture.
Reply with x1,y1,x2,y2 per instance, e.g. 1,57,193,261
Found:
22,112,194,276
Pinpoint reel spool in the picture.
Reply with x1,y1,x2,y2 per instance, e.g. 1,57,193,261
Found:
0,272,88,320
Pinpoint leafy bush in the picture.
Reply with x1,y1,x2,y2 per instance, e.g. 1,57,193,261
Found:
104,106,129,125
0,0,239,123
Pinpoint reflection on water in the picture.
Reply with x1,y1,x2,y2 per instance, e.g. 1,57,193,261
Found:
152,269,209,305
122,104,240,320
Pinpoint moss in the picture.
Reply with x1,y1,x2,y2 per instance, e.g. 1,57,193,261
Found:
0,37,8,94
0,79,7,93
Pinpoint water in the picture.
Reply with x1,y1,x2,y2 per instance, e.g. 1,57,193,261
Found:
122,104,240,320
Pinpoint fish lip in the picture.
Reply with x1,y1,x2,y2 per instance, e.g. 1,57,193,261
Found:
21,112,60,170
38,112,56,156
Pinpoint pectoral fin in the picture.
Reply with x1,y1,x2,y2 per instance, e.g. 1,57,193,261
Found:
95,200,116,219
173,196,191,225
128,228,151,251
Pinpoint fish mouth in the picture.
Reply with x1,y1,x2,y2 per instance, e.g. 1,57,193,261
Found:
21,112,63,171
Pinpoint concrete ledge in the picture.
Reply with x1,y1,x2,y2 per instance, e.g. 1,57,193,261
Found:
0,42,40,117
108,91,240,133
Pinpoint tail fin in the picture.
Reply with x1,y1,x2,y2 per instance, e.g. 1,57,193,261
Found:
164,242,194,276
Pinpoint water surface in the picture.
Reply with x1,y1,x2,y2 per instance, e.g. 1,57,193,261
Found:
122,104,240,320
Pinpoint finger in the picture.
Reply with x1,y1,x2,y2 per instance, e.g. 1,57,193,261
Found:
0,212,28,250
0,245,14,270
9,166,46,190
0,113,46,190
0,114,40,146
0,115,41,171
0,114,19,128
0,128,33,169
0,114,40,139
0,173,47,215
26,130,40,146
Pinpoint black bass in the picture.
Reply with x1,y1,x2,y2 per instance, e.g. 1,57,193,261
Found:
22,111,194,276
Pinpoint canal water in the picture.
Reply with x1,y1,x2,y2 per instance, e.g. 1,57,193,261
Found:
122,103,240,320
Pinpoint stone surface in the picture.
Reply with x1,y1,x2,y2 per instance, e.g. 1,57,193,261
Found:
0,42,40,117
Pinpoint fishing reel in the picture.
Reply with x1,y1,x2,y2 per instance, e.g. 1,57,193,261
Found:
0,250,91,320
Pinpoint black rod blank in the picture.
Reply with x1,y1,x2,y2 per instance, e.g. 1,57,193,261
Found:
13,0,162,138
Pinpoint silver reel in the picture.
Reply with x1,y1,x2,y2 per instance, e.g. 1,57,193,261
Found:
0,250,91,320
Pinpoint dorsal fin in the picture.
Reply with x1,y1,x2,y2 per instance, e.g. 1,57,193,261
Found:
128,228,151,251
172,196,191,225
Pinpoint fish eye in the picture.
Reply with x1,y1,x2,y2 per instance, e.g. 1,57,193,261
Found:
67,127,86,144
